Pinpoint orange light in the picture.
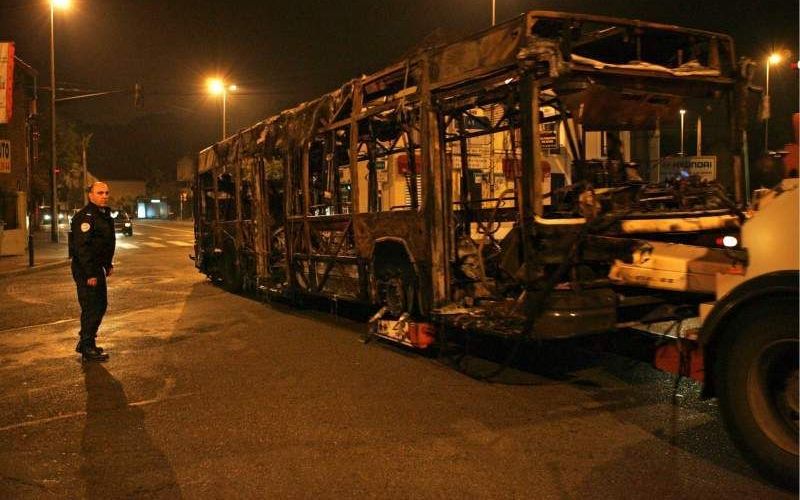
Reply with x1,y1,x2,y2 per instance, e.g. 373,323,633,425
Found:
207,78,224,95
52,0,71,9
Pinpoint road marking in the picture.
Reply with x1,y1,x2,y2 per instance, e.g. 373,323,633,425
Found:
149,236,164,241
0,317,78,334
135,222,195,234
142,242,167,248
168,241,193,247
0,392,196,432
117,242,139,249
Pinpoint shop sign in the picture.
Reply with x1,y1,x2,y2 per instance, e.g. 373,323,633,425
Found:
0,43,14,124
658,155,717,181
0,139,10,173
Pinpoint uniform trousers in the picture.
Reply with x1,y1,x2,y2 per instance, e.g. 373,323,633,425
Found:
72,264,108,350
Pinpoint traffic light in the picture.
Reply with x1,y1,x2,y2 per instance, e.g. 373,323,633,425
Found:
133,83,143,108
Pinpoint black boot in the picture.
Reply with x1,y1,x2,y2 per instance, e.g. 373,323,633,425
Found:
90,337,105,354
81,346,109,362
76,339,103,354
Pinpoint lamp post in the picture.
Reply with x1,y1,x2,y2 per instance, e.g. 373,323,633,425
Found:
491,0,496,26
679,109,686,156
764,52,782,152
49,0,70,242
207,78,237,140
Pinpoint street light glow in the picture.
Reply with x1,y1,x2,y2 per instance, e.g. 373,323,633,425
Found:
207,78,224,95
768,53,782,65
52,0,71,9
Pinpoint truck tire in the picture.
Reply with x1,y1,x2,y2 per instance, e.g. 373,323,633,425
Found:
715,298,798,489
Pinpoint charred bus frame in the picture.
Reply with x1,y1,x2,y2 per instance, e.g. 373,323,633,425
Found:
195,11,747,333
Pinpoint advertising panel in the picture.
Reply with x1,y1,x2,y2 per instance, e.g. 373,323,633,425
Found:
657,156,717,182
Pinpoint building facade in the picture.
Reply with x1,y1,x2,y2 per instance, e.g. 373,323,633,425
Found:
0,46,37,256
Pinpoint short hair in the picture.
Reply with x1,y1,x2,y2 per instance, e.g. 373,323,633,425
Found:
87,182,106,193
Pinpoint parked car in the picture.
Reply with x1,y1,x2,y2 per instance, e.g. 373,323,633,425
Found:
111,210,133,236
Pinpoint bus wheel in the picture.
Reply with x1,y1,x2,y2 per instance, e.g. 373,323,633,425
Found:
377,270,415,318
221,249,243,293
715,298,798,489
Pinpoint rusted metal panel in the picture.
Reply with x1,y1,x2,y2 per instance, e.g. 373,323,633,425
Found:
428,17,526,88
352,211,427,263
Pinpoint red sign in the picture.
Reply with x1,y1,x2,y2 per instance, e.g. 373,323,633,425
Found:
0,42,14,124
396,153,422,175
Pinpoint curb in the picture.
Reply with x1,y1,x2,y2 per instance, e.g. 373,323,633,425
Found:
0,259,71,280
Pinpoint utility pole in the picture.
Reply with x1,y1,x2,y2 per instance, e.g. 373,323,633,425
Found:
49,3,58,242
15,56,38,266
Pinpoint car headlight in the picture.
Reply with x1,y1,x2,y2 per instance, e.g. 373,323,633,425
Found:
124,222,131,227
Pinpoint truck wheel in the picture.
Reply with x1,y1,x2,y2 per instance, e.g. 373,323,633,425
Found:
715,298,798,489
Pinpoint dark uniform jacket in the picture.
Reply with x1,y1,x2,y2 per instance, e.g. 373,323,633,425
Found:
70,202,116,280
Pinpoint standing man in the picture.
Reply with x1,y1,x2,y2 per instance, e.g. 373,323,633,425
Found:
70,181,116,362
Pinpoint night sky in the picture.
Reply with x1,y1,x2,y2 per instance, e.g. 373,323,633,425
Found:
1,0,797,181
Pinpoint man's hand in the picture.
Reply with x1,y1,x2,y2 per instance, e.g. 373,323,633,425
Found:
87,277,98,287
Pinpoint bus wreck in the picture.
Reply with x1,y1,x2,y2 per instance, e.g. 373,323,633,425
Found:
192,11,797,487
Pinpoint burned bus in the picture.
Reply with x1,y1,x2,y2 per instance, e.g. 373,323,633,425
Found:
193,11,797,487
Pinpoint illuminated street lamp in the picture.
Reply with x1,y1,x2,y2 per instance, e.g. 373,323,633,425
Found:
679,109,686,156
49,0,70,242
764,52,782,152
207,77,237,140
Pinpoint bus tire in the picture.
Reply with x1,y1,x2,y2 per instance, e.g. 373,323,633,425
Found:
714,298,798,490
221,248,243,293
378,271,415,317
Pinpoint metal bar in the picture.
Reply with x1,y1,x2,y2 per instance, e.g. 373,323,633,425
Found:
312,219,353,291
519,75,540,283
349,82,363,214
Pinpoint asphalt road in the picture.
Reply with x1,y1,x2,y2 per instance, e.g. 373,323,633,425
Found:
0,220,793,498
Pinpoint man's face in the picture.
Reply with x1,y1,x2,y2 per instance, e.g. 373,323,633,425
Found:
88,183,110,207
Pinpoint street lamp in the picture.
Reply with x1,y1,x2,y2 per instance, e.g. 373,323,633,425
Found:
679,109,686,156
491,0,496,26
49,0,70,242
764,52,782,152
207,77,237,140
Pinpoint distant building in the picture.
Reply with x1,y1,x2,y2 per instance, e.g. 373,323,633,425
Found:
136,196,171,219
105,179,145,216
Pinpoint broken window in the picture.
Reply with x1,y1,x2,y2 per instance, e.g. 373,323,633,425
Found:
307,128,351,216
217,172,236,221
355,106,423,213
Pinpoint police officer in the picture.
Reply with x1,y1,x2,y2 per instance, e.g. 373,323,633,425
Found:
70,181,116,362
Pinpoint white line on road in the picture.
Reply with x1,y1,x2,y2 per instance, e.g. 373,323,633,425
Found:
142,242,167,248
149,236,164,240
117,242,139,249
168,241,193,247
0,392,196,432
135,222,195,234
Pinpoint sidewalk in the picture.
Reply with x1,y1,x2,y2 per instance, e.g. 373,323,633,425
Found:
0,227,70,279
